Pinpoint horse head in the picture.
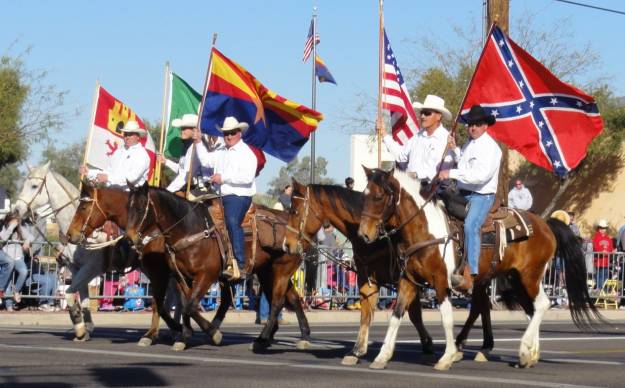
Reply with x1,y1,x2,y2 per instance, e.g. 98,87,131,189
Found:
358,166,401,243
66,180,107,244
125,181,153,250
284,179,323,255
13,161,52,218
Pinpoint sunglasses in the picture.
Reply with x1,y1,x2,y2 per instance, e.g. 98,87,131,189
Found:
223,130,240,137
420,110,434,117
123,132,138,137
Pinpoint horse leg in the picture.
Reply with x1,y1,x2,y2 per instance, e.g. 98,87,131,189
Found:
519,282,550,368
370,277,417,370
430,272,459,371
185,274,223,347
211,280,232,329
171,279,193,351
474,282,494,362
253,269,289,350
341,280,379,366
66,256,102,341
406,289,434,355
284,281,312,349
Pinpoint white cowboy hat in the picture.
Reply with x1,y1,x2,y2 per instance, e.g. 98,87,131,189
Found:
216,116,249,132
171,113,198,129
120,120,147,137
412,94,452,121
597,219,609,228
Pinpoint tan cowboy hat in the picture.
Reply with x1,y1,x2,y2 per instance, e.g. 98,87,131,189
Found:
597,219,609,228
216,116,249,132
171,113,199,129
412,94,452,121
550,210,570,225
120,120,147,137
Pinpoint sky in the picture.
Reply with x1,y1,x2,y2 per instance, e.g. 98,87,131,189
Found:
2,0,624,192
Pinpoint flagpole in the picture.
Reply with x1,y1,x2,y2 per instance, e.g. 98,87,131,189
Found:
309,7,318,184
187,33,218,197
376,0,385,168
79,80,100,190
154,61,171,188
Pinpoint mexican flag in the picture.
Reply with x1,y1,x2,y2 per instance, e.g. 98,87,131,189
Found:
86,84,157,183
163,72,202,159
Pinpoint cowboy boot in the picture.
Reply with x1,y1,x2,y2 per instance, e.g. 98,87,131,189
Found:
222,259,242,281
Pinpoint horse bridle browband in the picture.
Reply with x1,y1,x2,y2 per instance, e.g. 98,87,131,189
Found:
288,186,325,250
17,172,79,221
75,188,108,244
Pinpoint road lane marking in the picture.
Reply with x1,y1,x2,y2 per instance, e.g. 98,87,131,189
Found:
0,343,597,388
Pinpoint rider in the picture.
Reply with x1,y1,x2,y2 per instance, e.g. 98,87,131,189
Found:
438,105,501,291
158,113,221,195
195,116,257,281
80,120,150,190
381,94,452,181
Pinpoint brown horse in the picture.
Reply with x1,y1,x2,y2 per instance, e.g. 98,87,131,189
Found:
124,182,311,350
283,180,438,368
358,168,604,368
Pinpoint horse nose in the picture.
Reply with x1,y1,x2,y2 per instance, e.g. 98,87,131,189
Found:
358,229,370,244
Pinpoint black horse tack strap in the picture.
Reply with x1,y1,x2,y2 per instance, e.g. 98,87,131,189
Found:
170,226,217,252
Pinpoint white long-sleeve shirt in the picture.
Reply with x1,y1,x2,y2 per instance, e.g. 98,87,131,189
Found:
449,132,501,194
0,222,34,261
166,142,215,193
508,186,533,210
87,143,150,189
383,125,450,180
195,140,257,197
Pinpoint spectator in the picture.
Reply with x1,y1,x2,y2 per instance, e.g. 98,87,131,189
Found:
508,179,533,211
616,217,625,252
0,187,9,220
277,184,292,211
256,290,284,325
569,211,581,238
28,255,59,311
592,219,614,290
0,213,34,311
345,177,354,190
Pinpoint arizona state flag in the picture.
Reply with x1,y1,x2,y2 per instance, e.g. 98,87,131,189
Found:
200,48,324,163
86,85,157,182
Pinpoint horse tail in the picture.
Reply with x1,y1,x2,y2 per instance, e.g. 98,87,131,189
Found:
546,218,606,330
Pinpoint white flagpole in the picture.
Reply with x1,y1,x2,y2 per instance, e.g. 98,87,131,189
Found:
154,61,171,187
79,80,100,189
309,7,318,184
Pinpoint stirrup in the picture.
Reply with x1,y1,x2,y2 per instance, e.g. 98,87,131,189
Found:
222,261,242,281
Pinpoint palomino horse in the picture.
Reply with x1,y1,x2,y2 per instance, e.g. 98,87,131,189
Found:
66,183,189,349
358,168,603,368
13,163,137,341
125,182,311,350
283,180,439,368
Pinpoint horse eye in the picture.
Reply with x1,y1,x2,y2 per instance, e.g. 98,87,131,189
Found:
31,184,38,190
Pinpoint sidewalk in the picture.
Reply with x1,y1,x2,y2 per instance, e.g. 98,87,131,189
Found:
1,308,624,327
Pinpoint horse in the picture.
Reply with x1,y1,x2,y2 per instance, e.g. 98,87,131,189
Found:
13,162,137,341
283,180,439,369
66,182,189,349
124,182,312,350
358,167,604,368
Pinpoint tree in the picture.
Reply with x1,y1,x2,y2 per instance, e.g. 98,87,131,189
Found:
0,162,20,198
0,51,73,170
267,156,335,198
40,141,85,187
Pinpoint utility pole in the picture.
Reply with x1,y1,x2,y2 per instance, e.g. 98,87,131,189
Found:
487,0,510,206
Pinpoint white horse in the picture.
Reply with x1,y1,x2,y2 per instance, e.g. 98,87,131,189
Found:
13,162,135,341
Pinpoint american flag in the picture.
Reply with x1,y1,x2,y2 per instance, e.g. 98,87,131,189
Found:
302,19,320,63
461,26,603,176
381,29,419,144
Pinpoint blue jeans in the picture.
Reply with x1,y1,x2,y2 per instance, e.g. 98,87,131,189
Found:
463,192,495,275
0,251,13,292
1,258,28,294
31,273,58,305
595,267,608,290
257,291,283,321
222,195,252,269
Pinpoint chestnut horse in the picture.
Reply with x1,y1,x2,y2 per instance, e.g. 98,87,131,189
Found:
124,182,311,350
283,180,439,368
358,168,604,368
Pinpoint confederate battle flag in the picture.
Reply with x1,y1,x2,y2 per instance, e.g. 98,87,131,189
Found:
86,85,157,182
460,25,603,176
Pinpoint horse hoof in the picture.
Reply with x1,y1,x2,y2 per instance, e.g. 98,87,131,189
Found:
250,340,270,352
474,351,488,362
137,337,154,347
74,323,86,339
208,331,222,346
369,360,387,370
434,360,452,371
211,319,222,329
452,351,464,363
172,341,186,352
296,340,310,350
73,332,90,342
341,355,360,366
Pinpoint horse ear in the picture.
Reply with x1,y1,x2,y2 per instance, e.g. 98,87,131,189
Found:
388,168,395,178
291,178,304,194
42,161,51,174
80,179,92,196
141,181,149,193
26,163,33,173
362,165,373,180
127,179,135,191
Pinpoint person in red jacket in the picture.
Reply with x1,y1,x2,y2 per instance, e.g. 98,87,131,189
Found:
592,219,614,290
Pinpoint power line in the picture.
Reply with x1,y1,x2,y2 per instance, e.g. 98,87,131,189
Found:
554,0,625,15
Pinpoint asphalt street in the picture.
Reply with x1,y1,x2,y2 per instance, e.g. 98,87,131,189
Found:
1,319,624,387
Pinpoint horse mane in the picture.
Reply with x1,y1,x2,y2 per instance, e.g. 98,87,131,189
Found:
310,184,364,220
51,171,79,198
150,187,211,229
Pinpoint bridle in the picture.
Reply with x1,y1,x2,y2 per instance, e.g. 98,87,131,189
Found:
287,186,324,253
74,188,108,244
16,171,78,221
